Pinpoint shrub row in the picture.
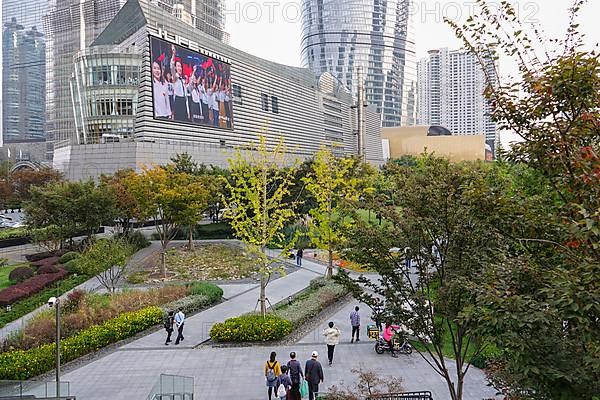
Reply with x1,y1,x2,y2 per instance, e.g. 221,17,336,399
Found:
0,274,89,329
0,228,28,241
58,251,80,264
8,267,34,283
0,306,163,380
210,279,347,343
31,257,60,269
189,281,223,304
162,294,211,316
210,314,292,342
277,279,347,328
0,269,67,306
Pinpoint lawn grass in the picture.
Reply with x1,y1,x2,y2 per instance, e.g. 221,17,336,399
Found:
0,266,17,290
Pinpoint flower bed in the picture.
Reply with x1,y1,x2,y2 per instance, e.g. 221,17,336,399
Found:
210,278,347,343
0,306,163,380
0,274,89,329
210,314,292,342
0,268,68,306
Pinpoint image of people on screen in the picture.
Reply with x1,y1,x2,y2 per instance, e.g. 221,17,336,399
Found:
151,37,233,129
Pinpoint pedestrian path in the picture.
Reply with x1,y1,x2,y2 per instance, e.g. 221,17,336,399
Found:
121,254,327,349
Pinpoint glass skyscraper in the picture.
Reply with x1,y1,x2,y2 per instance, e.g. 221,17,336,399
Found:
1,0,47,146
301,0,417,127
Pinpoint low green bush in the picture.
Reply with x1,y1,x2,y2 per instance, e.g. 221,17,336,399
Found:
0,306,163,380
58,251,80,264
0,274,89,329
162,294,211,316
0,228,28,241
210,314,292,342
277,281,347,327
62,259,80,274
189,282,223,303
470,344,502,369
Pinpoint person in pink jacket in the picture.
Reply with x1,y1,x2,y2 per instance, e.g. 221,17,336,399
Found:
383,323,401,357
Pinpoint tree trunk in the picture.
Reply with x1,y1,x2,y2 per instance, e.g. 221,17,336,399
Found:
259,274,267,317
188,225,194,251
160,249,166,279
326,248,333,278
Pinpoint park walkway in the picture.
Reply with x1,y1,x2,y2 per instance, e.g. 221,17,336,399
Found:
121,248,327,349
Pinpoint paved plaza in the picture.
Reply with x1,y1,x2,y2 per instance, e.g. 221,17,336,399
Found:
6,243,497,399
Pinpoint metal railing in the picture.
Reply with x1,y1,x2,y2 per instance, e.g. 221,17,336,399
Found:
0,380,73,399
146,374,193,400
367,392,433,400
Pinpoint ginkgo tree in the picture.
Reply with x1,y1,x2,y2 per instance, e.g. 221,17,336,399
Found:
222,134,296,316
303,149,374,278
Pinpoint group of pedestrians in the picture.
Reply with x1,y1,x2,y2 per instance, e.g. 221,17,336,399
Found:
164,309,185,345
264,351,324,400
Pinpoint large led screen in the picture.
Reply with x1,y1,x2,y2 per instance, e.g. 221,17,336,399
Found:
150,36,233,129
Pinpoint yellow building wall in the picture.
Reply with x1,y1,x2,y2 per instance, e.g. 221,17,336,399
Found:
382,126,486,162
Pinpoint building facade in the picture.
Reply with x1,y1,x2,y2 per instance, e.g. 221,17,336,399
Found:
1,0,47,152
54,0,383,180
300,0,417,128
417,47,498,151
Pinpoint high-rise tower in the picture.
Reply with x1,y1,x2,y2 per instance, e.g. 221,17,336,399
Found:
2,0,47,148
301,0,416,127
417,47,498,152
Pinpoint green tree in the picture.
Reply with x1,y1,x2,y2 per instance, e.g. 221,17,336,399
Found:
125,165,209,277
303,149,372,278
77,238,134,293
337,156,502,400
449,1,600,397
222,135,296,316
101,169,139,235
24,180,116,246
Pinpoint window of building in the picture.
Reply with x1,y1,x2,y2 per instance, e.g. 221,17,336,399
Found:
271,96,279,114
232,84,242,105
261,93,269,111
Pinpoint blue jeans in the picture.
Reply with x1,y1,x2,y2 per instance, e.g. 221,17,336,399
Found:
296,256,302,267
213,110,219,127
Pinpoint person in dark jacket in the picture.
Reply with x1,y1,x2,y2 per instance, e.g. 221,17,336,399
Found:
296,248,304,267
304,351,324,400
286,351,304,400
164,311,174,345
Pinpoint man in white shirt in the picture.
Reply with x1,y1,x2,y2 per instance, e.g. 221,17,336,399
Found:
174,309,185,345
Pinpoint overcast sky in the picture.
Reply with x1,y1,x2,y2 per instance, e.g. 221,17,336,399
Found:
224,0,599,69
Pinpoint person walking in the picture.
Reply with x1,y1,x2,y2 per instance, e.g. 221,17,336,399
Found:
174,308,185,345
350,306,361,343
304,351,324,400
264,351,282,400
164,311,174,345
286,352,304,400
372,303,383,332
322,321,341,366
296,248,304,267
276,365,292,400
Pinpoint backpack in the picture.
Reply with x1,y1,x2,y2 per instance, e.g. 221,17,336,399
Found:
266,361,277,383
277,382,287,397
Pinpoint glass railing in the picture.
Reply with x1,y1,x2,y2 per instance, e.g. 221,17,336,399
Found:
146,374,193,400
0,380,73,399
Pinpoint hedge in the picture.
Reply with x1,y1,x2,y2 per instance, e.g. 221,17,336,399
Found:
0,306,163,380
210,314,292,342
189,282,223,304
8,266,34,283
162,294,211,316
58,252,80,264
0,269,68,306
0,274,89,329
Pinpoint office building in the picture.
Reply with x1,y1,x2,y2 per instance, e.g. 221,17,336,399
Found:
1,0,47,158
417,47,498,152
53,0,383,180
300,0,417,128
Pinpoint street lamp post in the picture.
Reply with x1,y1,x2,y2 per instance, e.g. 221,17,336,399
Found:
48,297,60,400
